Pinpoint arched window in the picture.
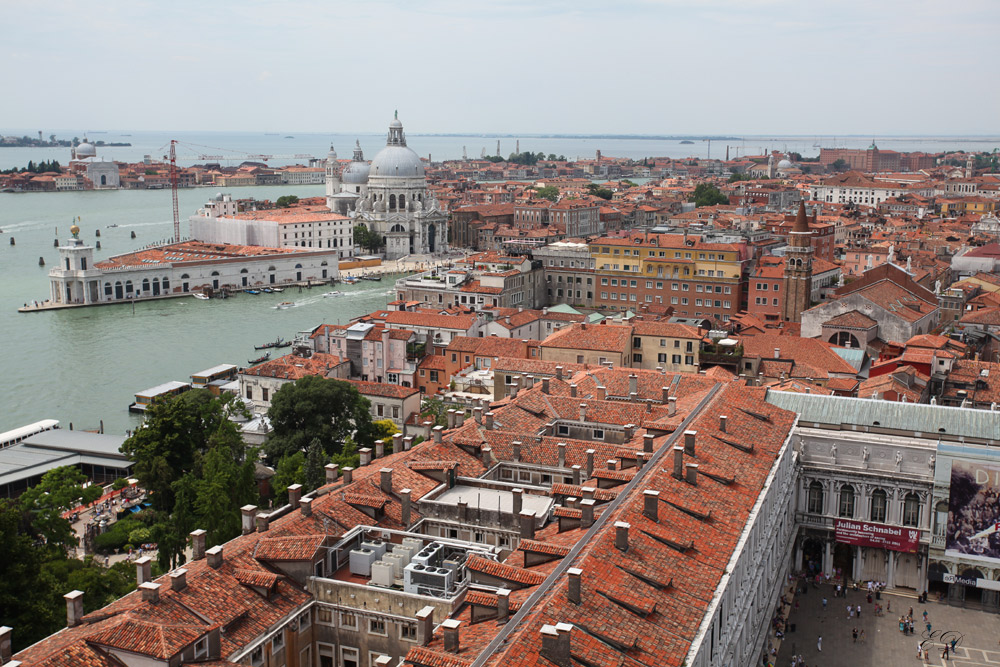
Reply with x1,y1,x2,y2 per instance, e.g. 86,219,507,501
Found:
268,266,276,272
838,484,855,518
389,194,396,210
295,264,302,269
141,278,150,292
181,273,190,279
902,492,921,527
807,481,824,514
104,282,112,296
934,501,948,537
399,194,406,210
240,268,248,274
162,277,170,289
870,489,888,523
211,271,220,277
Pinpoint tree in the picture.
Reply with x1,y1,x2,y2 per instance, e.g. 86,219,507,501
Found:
419,397,450,428
547,153,558,161
271,451,305,505
689,183,728,208
265,375,376,462
832,159,848,172
620,179,637,188
19,466,101,548
353,224,383,253
276,195,299,208
534,185,559,202
304,438,329,492
585,183,613,200
373,419,400,443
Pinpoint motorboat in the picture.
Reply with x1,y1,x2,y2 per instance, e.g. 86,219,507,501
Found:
275,301,294,309
192,293,210,300
271,287,284,293
323,291,342,297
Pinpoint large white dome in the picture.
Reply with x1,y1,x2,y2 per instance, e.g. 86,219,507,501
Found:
370,145,424,178
75,140,96,159
343,160,371,185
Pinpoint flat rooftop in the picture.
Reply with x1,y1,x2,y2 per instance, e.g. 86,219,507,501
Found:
0,430,130,488
434,485,554,515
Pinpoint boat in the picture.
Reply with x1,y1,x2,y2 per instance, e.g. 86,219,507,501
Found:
106,224,118,228
275,301,294,309
362,275,382,282
261,287,273,293
254,337,285,350
275,340,292,348
342,276,360,284
323,291,342,297
192,293,210,300
245,289,261,295
271,287,284,293
248,352,271,365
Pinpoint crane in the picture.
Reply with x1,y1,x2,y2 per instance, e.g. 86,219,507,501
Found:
168,140,179,243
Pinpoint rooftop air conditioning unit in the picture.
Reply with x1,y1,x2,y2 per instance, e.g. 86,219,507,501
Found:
370,560,395,588
349,548,377,577
361,541,387,559
403,563,454,595
384,552,406,579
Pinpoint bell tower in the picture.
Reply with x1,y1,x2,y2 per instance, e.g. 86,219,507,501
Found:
782,202,814,322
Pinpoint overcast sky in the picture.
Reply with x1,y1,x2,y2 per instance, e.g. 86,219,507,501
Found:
3,0,997,136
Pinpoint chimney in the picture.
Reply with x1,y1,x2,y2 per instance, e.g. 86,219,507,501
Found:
375,439,385,459
375,469,392,496
446,409,456,429
392,432,403,453
359,448,372,466
241,505,258,535
374,657,392,667
643,433,655,453
567,568,582,605
557,442,567,468
512,440,522,461
719,415,727,433
457,499,468,523
542,377,550,394
287,483,302,508
556,366,563,380
433,425,444,443
342,466,354,484
512,488,523,516
668,396,677,417
629,392,638,403
190,529,207,560
403,436,413,451
324,463,339,485
519,510,536,539
255,510,271,532
579,403,586,422
481,446,492,466
636,452,646,469
571,464,582,486
169,568,188,591
597,385,606,400
673,446,684,479
485,412,495,429
624,423,635,440
662,386,670,404
0,626,12,665
643,490,660,522
684,430,697,455
456,411,466,427
135,556,152,585
774,347,780,359
581,499,595,528
473,407,483,424
401,488,412,527
570,384,578,398
497,588,511,622
416,606,435,646
686,463,699,485
586,449,595,478
205,545,224,569
139,582,160,604
540,623,573,667
300,497,313,517
614,521,630,551
629,373,638,396
64,590,84,627
606,459,617,471
442,619,462,653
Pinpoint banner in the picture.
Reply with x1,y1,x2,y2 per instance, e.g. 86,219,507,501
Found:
945,459,1000,564
835,519,920,553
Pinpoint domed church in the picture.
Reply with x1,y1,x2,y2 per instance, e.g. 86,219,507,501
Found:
325,113,448,260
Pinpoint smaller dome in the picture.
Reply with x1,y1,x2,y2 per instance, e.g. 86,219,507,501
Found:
327,145,338,160
75,140,96,159
389,118,403,129
777,159,793,169
342,161,371,185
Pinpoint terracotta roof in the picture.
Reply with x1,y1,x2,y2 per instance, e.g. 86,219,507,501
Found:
823,310,877,329
254,534,325,561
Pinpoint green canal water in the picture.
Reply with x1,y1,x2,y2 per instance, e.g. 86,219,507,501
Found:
0,185,400,434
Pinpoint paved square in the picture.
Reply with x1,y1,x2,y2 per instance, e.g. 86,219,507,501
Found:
774,585,1000,667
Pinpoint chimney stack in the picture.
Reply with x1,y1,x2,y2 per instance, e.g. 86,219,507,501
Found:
135,556,152,585
433,425,444,443
519,510,536,539
446,409,456,429
597,385,606,400
542,377,550,394
241,505,258,535
206,545,223,569
256,513,270,532
400,488,412,526
684,430,697,455
190,529,207,560
719,415,727,433
139,582,160,604
636,452,646,469
570,384,578,398
359,448,372,467
485,412,495,429
607,459,617,471
643,490,660,522
481,446,492,466
512,488,523,516
673,446,684,478
586,449,595,479
686,463,699,485
774,347,780,359
473,407,483,424
667,396,677,417
540,623,573,667
300,497,313,517
662,386,670,404
393,433,403,452
643,433,655,453
567,568,582,605
416,606,435,646
571,464,582,486
579,403,586,422
512,441,522,462
556,366,564,380
170,568,187,591
380,468,393,494
1,626,13,665
557,442,567,468
624,423,635,440
614,521,630,551
342,466,354,484
375,439,385,459
629,373,638,396
403,436,413,451
324,463,339,485
64,590,84,627
581,498,595,528
497,588,511,623
442,619,462,653
287,483,302,508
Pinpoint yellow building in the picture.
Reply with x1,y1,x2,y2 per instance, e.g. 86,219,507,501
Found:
629,321,702,372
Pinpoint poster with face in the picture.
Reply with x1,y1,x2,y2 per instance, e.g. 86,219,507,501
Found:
946,459,1000,564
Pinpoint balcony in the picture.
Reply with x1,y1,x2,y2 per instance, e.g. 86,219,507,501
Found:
700,342,743,369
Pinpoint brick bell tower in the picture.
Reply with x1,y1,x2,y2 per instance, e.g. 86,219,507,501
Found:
782,202,814,322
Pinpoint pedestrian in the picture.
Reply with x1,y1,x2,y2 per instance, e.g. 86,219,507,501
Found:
836,584,842,598
942,645,949,660
822,597,827,610
917,641,923,659
856,604,861,619
852,627,858,643
950,639,957,652
927,622,932,633
887,599,891,612
817,636,822,652
848,605,855,619
923,610,928,622
860,629,865,644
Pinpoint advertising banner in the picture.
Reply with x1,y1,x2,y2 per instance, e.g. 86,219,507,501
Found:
835,519,920,553
945,459,1000,564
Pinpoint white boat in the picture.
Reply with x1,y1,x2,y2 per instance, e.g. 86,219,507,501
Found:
271,287,284,293
193,293,210,300
323,291,342,297
275,301,294,309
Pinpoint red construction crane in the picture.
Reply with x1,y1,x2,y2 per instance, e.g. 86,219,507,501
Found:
168,140,180,243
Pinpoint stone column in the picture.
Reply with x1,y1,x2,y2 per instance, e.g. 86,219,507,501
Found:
823,540,833,577
854,545,863,581
887,550,896,588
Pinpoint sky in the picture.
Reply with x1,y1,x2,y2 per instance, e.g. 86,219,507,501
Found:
2,0,998,136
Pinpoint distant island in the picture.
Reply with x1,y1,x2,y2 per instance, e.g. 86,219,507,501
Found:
680,140,695,144
0,135,131,148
